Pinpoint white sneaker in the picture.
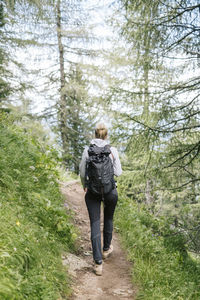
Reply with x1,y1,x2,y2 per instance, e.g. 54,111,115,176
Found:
102,245,113,259
94,263,103,276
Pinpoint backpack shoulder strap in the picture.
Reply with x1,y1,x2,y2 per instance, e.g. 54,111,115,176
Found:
111,151,114,160
106,144,114,160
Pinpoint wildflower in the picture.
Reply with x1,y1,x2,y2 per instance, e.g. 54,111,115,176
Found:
33,176,38,182
14,247,17,251
46,199,51,208
16,220,20,226
29,166,35,170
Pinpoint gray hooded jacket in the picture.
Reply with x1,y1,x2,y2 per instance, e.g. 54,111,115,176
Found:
79,138,122,188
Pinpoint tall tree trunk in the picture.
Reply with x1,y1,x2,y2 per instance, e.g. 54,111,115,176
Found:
142,10,152,120
145,179,154,206
56,0,68,165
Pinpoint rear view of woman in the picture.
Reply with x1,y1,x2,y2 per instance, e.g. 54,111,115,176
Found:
79,123,122,276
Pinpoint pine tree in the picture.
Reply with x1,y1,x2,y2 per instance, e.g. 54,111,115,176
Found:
109,0,200,251
0,2,10,104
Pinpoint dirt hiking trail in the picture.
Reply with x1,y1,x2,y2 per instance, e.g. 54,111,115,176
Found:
61,181,137,300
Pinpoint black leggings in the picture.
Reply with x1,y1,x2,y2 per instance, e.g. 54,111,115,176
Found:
85,188,118,263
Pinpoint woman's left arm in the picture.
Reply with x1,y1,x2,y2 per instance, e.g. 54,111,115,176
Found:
111,147,122,177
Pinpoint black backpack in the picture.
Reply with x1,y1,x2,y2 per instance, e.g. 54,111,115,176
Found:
85,144,115,195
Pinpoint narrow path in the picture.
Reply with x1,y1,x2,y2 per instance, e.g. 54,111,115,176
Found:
61,182,136,300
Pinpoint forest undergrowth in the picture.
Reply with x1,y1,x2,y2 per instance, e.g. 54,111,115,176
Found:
115,182,200,300
0,112,77,300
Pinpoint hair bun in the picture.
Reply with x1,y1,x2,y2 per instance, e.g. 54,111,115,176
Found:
95,123,108,140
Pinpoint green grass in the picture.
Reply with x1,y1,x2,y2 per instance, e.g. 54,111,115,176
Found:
0,113,76,299
115,194,200,300
59,167,80,183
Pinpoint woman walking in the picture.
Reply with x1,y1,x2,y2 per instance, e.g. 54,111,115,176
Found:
79,123,122,276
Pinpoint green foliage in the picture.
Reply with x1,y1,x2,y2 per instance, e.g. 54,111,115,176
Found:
0,112,76,299
110,0,200,290
60,65,93,174
115,192,200,299
117,125,200,253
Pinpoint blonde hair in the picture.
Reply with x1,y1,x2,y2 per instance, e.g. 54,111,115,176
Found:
95,123,108,140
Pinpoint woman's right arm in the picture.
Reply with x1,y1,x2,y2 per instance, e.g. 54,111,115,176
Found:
79,147,88,188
